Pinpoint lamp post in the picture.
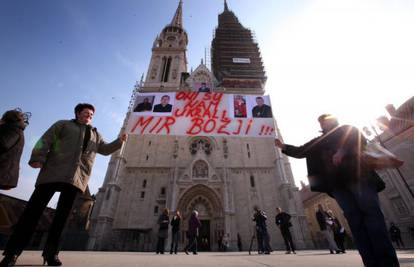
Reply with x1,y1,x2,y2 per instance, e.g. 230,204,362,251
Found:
363,125,414,199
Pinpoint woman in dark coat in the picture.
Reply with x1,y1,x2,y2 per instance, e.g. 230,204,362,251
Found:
156,208,170,254
0,109,29,190
184,210,201,255
170,210,181,254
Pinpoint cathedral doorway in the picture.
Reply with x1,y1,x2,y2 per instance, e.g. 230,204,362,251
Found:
198,220,210,251
176,184,224,251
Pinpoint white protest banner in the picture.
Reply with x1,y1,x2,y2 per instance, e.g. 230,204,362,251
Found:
127,92,276,138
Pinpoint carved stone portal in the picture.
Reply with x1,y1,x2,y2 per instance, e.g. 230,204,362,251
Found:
193,160,208,178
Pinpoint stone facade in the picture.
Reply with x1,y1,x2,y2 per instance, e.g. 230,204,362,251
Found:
88,1,313,252
370,97,414,248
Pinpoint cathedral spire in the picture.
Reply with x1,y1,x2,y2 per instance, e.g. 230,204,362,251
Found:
170,0,183,28
224,0,229,12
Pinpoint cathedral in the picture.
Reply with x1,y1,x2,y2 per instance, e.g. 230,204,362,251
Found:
88,1,312,251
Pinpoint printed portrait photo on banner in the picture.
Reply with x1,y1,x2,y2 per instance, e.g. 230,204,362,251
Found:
233,94,247,118
152,93,175,115
250,96,273,118
197,82,211,93
133,95,155,113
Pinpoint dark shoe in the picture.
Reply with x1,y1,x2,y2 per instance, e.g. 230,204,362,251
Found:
264,251,270,254
185,250,189,255
330,250,334,254
335,250,341,254
42,255,62,266
0,255,18,267
285,251,291,254
193,252,198,255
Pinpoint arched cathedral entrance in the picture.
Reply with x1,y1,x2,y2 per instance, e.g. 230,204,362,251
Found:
176,184,224,251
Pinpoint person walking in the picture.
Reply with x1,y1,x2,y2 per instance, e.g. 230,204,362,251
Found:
0,108,30,190
316,205,341,254
0,103,126,267
170,210,181,254
275,114,399,267
326,210,346,253
237,233,243,251
275,207,296,254
389,223,405,249
252,206,271,254
184,210,201,255
156,208,170,254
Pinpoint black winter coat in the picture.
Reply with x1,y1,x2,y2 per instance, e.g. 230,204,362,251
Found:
275,212,292,230
282,125,384,193
0,123,24,189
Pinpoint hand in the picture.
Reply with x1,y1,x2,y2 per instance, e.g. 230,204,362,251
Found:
119,133,128,142
274,139,285,149
332,150,345,166
29,162,43,168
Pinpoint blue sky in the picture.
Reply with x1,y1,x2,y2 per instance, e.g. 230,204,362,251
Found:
1,0,413,206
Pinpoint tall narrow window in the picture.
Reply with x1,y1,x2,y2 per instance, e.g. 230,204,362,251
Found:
247,144,251,158
160,57,167,82
140,191,145,199
162,57,172,82
250,175,255,188
154,206,159,214
148,141,151,146
160,187,166,196
142,179,147,188
146,155,149,161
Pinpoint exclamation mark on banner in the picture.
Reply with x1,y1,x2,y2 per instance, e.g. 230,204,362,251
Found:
259,125,265,135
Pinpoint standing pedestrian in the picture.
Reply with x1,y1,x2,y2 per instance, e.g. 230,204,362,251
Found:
389,223,405,249
222,234,230,252
170,210,181,254
275,207,296,254
315,205,341,254
252,206,271,254
0,103,126,267
237,233,243,251
326,210,346,253
275,114,399,267
0,108,30,190
184,210,201,255
156,208,170,254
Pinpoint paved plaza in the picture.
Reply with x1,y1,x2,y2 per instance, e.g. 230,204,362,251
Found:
6,250,414,267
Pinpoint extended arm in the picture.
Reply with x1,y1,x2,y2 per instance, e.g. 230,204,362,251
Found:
97,133,126,155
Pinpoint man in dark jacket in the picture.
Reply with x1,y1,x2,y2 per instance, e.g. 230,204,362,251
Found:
153,95,172,113
252,97,272,118
156,208,170,254
275,114,399,267
389,223,405,249
170,210,181,254
253,206,271,254
275,207,296,254
0,109,30,190
133,98,153,112
185,210,201,255
0,103,127,267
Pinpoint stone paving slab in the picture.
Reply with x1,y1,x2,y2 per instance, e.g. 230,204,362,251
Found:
6,250,414,267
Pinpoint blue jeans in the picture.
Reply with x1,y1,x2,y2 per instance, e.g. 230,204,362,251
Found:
331,181,399,267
